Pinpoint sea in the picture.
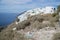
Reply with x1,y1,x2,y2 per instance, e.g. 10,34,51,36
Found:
0,13,19,27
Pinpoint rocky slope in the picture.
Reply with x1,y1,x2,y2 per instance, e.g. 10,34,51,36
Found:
0,11,60,40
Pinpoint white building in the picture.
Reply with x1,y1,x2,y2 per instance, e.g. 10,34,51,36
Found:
25,6,55,15
15,6,56,24
44,6,55,14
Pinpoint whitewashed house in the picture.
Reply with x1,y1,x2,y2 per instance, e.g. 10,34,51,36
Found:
43,6,55,14
15,6,56,24
25,6,55,15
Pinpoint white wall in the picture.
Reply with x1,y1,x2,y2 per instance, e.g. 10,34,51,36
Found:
44,6,55,14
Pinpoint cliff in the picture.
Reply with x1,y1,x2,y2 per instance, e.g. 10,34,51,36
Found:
0,9,60,40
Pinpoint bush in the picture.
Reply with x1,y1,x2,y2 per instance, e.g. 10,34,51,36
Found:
52,13,58,17
0,27,4,32
17,20,30,30
30,21,47,29
28,16,37,22
51,13,59,22
52,32,60,40
28,15,44,23
0,30,29,40
16,18,20,22
0,30,14,40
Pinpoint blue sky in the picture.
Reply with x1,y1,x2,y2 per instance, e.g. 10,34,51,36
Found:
0,0,60,13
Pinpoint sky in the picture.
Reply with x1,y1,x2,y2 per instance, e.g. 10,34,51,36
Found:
0,0,60,13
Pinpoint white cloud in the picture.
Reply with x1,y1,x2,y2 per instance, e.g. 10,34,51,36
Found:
0,0,60,13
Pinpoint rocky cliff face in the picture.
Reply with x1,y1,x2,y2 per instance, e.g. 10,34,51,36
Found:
0,9,60,40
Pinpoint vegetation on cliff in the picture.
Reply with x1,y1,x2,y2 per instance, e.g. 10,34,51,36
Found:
0,5,60,40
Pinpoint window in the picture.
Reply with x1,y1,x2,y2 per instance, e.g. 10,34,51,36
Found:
51,11,52,12
54,8,55,10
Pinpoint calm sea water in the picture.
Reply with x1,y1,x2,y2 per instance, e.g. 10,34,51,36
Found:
0,13,19,26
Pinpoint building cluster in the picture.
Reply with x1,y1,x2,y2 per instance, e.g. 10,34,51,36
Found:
16,6,56,24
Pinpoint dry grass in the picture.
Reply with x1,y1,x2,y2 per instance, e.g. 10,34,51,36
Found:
0,13,59,40
17,20,30,30
17,13,59,30
52,32,60,40
0,30,14,40
0,30,30,40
